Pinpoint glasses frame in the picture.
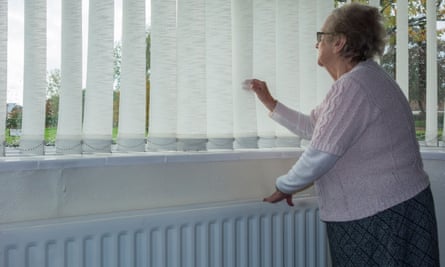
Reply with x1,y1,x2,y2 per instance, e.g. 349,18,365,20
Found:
316,32,337,43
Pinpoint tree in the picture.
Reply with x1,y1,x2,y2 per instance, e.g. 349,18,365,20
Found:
47,69,61,99
146,30,151,132
146,29,151,78
113,41,122,128
6,105,22,129
113,41,122,91
113,90,120,128
46,69,61,128
112,31,151,131
344,0,445,116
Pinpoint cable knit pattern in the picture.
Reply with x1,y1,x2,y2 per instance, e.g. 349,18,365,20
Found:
272,59,429,222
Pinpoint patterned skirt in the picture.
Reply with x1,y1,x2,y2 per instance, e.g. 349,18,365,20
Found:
326,186,440,267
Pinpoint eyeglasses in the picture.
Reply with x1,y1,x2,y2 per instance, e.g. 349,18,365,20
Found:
316,32,337,43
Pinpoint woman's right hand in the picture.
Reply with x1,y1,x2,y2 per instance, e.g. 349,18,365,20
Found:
263,189,294,207
243,79,277,112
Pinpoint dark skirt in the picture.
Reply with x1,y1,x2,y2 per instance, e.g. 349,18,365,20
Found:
326,186,440,267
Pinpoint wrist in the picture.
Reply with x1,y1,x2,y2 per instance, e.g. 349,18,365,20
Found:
275,185,289,196
268,98,278,112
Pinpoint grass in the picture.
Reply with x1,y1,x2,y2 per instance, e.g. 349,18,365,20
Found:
44,127,57,145
415,129,443,140
3,124,443,147
5,127,119,147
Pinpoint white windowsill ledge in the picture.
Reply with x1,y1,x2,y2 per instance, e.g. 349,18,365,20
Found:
0,147,305,172
0,146,444,172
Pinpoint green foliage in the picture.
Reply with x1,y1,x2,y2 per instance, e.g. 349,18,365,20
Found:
146,30,151,77
46,69,60,128
415,129,443,140
4,127,120,147
376,0,445,114
113,41,122,91
44,127,57,145
47,69,61,99
5,130,20,147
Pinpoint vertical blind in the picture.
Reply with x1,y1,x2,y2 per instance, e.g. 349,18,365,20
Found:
231,0,256,149
176,0,207,151
396,0,409,98
116,0,146,152
82,0,115,153
149,0,333,151
426,0,439,146
148,0,177,151
1,0,444,156
275,0,300,148
0,0,6,154
20,0,47,155
56,0,83,154
206,0,233,150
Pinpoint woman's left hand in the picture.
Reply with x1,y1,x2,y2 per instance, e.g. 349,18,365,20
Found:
263,190,294,206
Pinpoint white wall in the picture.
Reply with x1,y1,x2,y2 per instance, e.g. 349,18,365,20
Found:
0,150,308,224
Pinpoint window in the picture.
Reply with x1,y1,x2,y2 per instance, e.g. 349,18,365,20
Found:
2,0,444,156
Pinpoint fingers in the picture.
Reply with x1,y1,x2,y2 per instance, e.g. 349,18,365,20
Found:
285,195,294,207
263,193,280,203
244,79,276,111
242,79,266,92
242,79,252,90
252,79,266,92
263,190,294,207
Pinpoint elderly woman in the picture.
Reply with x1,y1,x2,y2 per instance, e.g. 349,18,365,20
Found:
246,3,440,266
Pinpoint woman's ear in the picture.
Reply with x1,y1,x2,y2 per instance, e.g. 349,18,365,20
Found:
333,35,347,53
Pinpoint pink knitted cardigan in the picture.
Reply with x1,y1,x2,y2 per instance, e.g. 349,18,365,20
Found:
274,59,429,222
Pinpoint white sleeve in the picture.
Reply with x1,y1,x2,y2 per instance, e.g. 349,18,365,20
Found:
269,101,314,140
276,145,339,195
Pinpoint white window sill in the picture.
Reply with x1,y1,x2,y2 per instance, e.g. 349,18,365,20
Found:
0,146,444,172
0,147,304,172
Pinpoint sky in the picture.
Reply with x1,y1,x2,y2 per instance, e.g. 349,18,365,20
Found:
7,0,151,105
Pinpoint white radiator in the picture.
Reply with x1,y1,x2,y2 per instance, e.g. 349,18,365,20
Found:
0,197,329,267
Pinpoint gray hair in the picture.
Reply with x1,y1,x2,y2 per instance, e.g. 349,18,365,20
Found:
327,3,387,62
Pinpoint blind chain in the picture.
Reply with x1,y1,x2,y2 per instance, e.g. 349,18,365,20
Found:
115,140,147,149
82,140,113,151
17,141,45,152
55,142,83,152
